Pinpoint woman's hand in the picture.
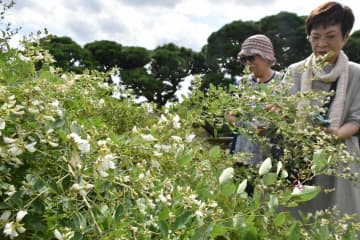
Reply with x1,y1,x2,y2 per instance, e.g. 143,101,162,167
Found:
325,123,359,140
224,113,238,126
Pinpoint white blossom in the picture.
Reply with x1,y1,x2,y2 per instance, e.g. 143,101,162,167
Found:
50,100,60,108
44,116,56,122
68,133,90,154
151,159,161,169
132,126,139,134
31,99,41,106
25,142,37,153
54,228,74,240
54,229,63,240
0,118,5,130
158,193,168,204
33,86,42,92
153,151,163,157
142,134,157,142
5,185,16,196
97,140,107,146
16,211,27,222
3,222,19,239
259,157,272,176
276,161,283,175
97,154,116,177
185,134,195,143
70,183,94,196
18,53,30,62
158,114,168,123
0,211,11,222
3,137,16,144
171,135,182,143
195,210,203,218
3,210,27,239
172,114,181,129
236,179,248,195
98,99,105,108
219,167,234,184
8,145,23,156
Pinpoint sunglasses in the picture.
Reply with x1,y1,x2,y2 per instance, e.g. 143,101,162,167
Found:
239,55,256,63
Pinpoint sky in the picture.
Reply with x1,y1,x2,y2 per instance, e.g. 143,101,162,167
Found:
6,0,360,52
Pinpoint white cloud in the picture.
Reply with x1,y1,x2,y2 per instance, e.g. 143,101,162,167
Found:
5,0,360,51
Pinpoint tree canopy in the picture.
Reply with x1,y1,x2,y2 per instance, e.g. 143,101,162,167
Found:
39,35,94,73
39,11,360,105
84,40,123,71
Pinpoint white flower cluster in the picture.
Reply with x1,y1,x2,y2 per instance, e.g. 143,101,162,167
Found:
2,95,25,116
95,154,116,177
41,129,59,147
54,228,74,240
1,136,38,166
70,181,94,197
67,133,90,154
94,139,117,177
1,210,27,239
157,114,181,129
180,187,219,225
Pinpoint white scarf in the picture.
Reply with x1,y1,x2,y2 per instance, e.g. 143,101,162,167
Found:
300,50,349,129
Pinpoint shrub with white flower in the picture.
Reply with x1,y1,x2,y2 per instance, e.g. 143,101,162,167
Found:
0,23,358,240
2,210,27,239
95,154,116,177
67,132,90,154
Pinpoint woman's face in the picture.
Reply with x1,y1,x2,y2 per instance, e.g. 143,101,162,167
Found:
241,55,270,77
308,24,349,63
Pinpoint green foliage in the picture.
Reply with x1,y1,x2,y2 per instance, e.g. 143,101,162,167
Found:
84,40,123,71
121,43,200,107
259,11,312,69
344,30,360,63
120,46,151,69
39,35,95,73
1,5,360,239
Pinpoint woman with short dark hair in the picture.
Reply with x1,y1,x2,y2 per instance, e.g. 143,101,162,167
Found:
285,1,360,220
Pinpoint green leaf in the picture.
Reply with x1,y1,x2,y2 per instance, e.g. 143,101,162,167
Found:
159,220,169,239
210,225,229,238
0,202,9,210
208,146,221,159
72,212,87,232
159,206,170,220
176,150,193,167
191,224,213,240
171,211,192,231
243,226,258,240
262,172,278,186
316,225,331,240
291,185,321,202
73,232,83,240
220,182,236,197
312,149,328,172
48,179,59,194
267,194,279,209
274,212,288,227
285,222,301,240
114,205,124,222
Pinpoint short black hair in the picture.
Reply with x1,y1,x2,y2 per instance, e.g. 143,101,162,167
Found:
306,1,354,37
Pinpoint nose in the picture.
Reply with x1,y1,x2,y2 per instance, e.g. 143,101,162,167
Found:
317,38,328,47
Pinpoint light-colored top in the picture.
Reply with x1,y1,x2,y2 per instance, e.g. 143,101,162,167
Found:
285,60,360,156
231,70,283,164
284,59,360,220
